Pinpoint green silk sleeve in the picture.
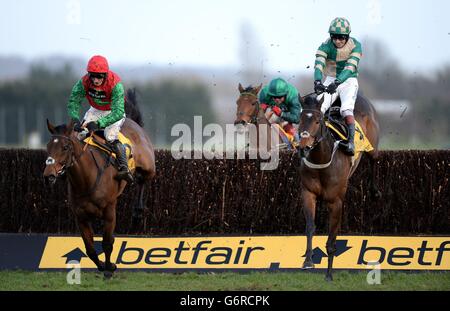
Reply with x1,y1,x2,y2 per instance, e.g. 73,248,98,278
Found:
67,79,86,121
97,82,125,128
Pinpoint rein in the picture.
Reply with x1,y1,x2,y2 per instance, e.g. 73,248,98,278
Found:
299,108,342,169
238,92,262,125
48,134,84,175
48,133,112,200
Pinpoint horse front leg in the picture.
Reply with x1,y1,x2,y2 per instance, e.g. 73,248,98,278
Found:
325,198,343,281
102,203,117,278
77,215,105,271
301,189,317,269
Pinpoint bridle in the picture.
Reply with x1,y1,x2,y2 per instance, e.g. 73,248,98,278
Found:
299,107,341,169
299,108,326,152
45,134,84,177
236,91,262,125
45,132,112,199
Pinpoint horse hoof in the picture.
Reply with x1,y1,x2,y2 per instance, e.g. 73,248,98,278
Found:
107,263,117,272
97,261,105,272
302,262,315,269
325,274,333,282
104,271,114,279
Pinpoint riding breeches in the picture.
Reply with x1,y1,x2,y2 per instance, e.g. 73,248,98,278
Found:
318,77,358,117
81,107,125,142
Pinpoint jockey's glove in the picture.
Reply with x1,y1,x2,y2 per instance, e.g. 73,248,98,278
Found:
314,80,326,94
86,121,99,132
73,119,83,132
326,80,341,94
272,106,282,117
260,103,269,111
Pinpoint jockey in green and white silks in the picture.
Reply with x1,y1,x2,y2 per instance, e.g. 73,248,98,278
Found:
67,55,133,183
314,17,361,156
259,78,302,143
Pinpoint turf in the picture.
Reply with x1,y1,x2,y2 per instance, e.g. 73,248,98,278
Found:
0,270,449,291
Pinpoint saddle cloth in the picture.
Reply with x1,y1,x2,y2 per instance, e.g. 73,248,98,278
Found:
325,120,373,163
83,132,136,172
271,124,298,150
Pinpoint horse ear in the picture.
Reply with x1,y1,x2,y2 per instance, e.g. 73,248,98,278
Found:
238,83,244,93
254,83,262,94
66,119,74,134
47,119,55,134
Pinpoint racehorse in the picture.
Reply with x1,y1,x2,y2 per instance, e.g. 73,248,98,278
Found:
299,91,380,281
234,83,296,153
43,90,155,278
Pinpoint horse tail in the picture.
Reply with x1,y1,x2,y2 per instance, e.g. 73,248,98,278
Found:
125,88,144,127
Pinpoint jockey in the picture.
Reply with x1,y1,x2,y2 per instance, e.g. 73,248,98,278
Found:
67,55,133,183
259,78,301,143
313,17,362,156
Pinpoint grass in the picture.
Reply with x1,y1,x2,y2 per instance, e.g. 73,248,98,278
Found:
0,270,449,291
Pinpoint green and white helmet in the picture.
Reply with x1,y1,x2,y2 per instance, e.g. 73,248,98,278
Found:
328,17,351,35
267,78,288,97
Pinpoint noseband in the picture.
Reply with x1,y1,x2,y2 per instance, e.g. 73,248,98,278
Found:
299,108,342,169
237,92,260,125
46,134,82,176
299,108,325,152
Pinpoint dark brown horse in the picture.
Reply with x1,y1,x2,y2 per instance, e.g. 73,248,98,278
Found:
234,83,294,152
299,92,380,281
43,91,155,278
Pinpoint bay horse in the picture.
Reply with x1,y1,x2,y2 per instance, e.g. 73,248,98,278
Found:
234,83,296,153
299,91,380,281
43,90,155,278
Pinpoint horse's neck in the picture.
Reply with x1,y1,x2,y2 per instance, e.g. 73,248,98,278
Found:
67,141,99,190
308,128,335,164
255,109,273,151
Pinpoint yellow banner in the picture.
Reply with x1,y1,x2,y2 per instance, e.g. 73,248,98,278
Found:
39,236,450,270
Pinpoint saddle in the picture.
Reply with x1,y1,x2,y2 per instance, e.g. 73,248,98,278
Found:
324,99,363,143
323,99,374,161
82,130,136,172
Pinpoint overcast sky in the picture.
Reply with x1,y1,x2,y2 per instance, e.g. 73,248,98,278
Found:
1,0,449,75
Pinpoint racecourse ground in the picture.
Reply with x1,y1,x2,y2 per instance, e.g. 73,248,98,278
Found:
0,270,449,291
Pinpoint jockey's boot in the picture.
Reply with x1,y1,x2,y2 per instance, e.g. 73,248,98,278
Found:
112,140,134,183
344,123,355,156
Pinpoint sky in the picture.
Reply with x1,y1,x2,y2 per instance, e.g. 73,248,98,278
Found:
1,0,450,75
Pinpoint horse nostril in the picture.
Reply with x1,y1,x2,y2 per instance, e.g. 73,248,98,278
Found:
44,175,57,186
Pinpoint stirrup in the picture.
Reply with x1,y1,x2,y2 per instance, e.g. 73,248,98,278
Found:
116,169,134,183
343,144,355,156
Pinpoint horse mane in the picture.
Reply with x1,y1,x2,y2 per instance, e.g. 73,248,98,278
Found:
53,124,69,135
303,94,319,109
243,85,255,92
125,88,144,127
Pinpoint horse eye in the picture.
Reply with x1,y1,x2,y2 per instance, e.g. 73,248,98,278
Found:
63,145,69,150
252,102,256,106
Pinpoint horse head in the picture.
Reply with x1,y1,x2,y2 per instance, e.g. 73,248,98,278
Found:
234,83,262,128
298,94,325,152
43,119,76,185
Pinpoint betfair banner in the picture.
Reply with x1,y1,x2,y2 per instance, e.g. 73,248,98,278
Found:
0,234,449,271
